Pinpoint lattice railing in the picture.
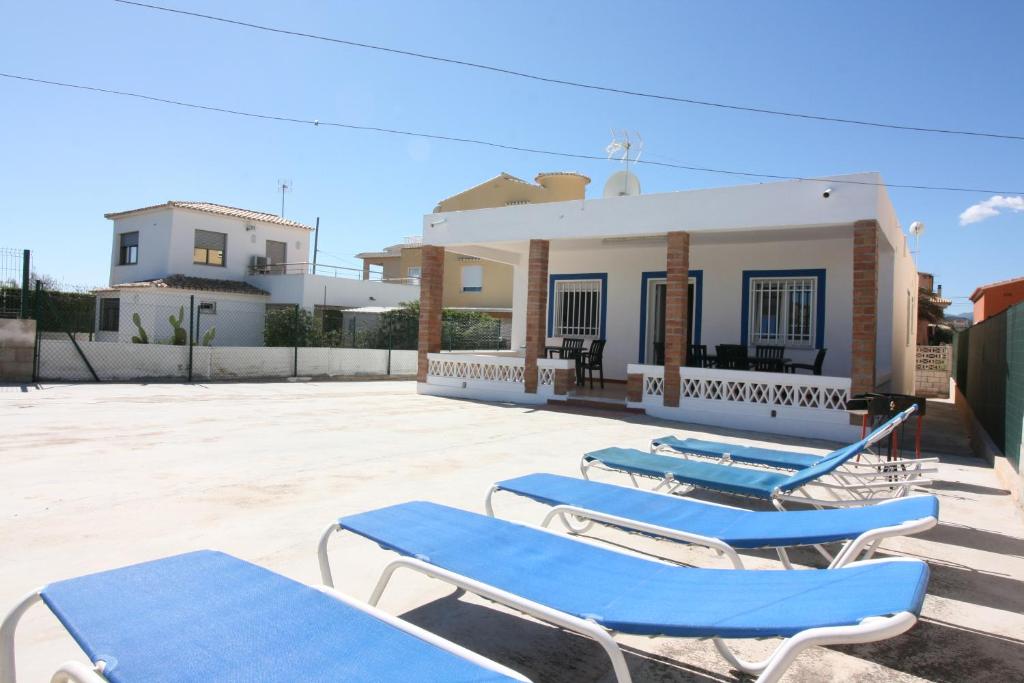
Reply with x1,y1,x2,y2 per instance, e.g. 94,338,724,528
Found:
644,376,664,397
679,368,849,411
538,367,554,386
427,358,525,384
916,345,951,372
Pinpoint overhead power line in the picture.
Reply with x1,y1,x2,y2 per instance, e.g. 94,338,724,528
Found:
2,71,1021,196
113,0,1024,143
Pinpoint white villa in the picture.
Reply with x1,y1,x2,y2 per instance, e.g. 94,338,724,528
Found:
415,172,919,441
95,201,418,345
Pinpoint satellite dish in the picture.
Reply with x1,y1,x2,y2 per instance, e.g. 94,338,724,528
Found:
909,221,925,237
603,170,641,198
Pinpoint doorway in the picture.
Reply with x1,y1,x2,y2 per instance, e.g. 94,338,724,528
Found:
643,276,696,365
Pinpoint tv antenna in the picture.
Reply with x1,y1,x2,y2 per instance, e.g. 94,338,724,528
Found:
278,179,293,217
603,130,644,198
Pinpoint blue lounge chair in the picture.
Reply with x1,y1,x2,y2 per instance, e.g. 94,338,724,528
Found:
486,472,939,568
0,550,529,683
319,501,930,683
583,407,931,508
651,406,936,475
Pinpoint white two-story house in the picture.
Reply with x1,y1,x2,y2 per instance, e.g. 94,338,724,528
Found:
95,201,418,345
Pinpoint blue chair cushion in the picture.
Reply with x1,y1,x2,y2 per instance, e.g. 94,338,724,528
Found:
339,501,930,639
495,473,939,548
40,550,517,683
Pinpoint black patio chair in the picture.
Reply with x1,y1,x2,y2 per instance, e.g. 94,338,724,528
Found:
548,337,584,361
786,348,827,375
687,344,709,368
715,344,749,370
754,345,786,372
577,339,606,389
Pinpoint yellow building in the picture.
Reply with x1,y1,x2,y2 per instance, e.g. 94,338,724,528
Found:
357,171,589,316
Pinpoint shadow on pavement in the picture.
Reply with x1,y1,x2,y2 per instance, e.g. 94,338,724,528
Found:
835,616,1024,682
400,591,731,682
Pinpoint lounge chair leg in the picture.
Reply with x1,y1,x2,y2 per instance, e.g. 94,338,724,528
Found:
776,547,795,570
48,662,107,683
753,612,918,683
317,523,342,587
484,485,499,517
712,638,774,676
1,591,42,683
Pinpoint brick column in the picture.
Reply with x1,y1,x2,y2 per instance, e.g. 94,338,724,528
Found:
663,231,690,407
626,372,643,403
553,367,574,396
524,239,549,393
852,220,879,395
416,245,445,382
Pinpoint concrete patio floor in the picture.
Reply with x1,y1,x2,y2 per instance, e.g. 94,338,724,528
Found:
2,380,1022,682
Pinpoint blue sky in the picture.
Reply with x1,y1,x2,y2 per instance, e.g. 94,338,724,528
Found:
1,1,1021,313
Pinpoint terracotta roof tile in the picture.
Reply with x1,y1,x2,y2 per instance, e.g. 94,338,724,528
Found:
110,275,270,296
105,201,313,230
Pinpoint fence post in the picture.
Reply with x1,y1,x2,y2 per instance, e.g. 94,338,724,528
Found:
386,326,393,376
293,304,300,377
20,249,30,319
495,319,501,351
187,295,195,383
31,280,41,381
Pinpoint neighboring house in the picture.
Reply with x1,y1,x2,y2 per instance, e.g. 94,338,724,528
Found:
917,272,951,344
97,201,418,345
415,172,919,441
970,275,1024,323
357,171,590,322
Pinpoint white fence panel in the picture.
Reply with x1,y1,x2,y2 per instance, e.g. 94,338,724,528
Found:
389,350,418,376
209,347,293,379
38,340,189,380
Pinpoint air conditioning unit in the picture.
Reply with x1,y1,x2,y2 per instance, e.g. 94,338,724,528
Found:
251,255,268,272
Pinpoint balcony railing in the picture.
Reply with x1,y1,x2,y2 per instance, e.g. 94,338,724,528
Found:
247,261,417,284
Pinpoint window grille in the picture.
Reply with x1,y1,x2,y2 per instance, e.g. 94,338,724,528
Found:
749,277,816,347
553,279,602,338
99,298,120,331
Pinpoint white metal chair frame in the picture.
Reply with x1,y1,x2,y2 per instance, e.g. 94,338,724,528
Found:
585,409,934,510
318,522,923,683
0,581,531,683
484,483,937,570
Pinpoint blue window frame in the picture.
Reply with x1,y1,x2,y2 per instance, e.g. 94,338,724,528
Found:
637,270,703,363
547,273,608,339
741,269,826,349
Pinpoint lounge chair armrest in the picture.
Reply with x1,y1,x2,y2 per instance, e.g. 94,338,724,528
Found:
368,557,633,683
315,586,532,683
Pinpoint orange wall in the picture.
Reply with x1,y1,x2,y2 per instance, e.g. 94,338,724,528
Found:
973,280,1024,322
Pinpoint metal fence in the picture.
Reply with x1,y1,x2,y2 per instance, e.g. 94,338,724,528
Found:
30,285,511,382
0,248,31,318
953,301,1023,470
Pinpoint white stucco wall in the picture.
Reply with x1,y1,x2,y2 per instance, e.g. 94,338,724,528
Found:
95,288,267,346
108,206,311,285
533,234,855,381
888,233,918,394
244,274,419,309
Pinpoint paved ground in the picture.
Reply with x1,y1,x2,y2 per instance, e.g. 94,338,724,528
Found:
2,381,1022,682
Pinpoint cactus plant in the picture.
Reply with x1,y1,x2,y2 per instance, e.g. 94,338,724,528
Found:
130,312,149,344
168,306,187,345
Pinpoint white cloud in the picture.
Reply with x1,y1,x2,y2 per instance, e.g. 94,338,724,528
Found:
959,195,1024,225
